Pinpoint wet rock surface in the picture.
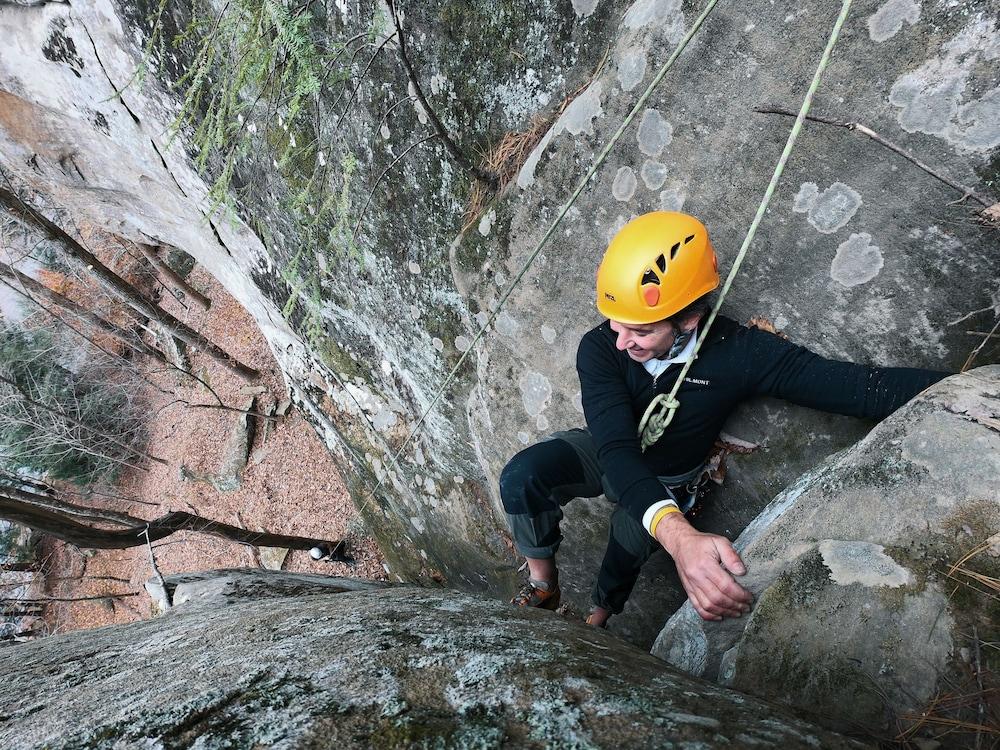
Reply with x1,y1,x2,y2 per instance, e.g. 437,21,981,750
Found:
653,367,1000,733
0,574,867,749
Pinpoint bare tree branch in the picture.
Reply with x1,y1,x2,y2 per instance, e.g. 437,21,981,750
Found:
385,0,497,188
0,182,260,380
0,486,353,560
134,242,212,311
754,105,997,210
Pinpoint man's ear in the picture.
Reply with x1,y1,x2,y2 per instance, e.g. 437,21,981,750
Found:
680,310,705,331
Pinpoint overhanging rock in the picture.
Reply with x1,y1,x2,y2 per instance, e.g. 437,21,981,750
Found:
652,366,1000,733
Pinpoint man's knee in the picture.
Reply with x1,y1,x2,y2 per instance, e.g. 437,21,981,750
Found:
499,439,585,515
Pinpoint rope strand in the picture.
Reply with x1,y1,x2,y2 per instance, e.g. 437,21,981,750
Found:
638,0,855,450
358,0,724,514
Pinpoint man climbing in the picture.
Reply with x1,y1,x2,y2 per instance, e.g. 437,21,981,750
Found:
501,211,948,627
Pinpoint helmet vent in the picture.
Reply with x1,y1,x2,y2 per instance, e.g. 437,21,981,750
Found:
684,234,695,244
655,254,667,273
670,242,680,259
641,268,659,285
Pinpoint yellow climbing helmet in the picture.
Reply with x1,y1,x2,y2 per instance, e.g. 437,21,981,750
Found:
596,211,719,325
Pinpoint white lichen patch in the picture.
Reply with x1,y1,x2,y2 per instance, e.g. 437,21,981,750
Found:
605,214,630,243
867,0,920,43
495,311,520,338
518,371,552,417
792,182,819,213
536,414,549,432
561,82,604,137
432,337,444,352
478,209,497,237
571,0,600,16
623,0,683,30
819,540,915,588
517,431,531,445
407,81,429,125
794,182,862,234
659,184,686,211
572,391,584,414
637,109,673,157
612,166,638,202
830,233,883,287
407,260,421,274
455,335,472,352
540,324,557,344
429,73,448,96
517,81,604,188
889,19,1000,152
640,160,669,190
616,47,647,92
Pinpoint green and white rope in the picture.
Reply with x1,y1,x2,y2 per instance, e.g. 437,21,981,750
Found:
364,0,725,505
637,0,855,451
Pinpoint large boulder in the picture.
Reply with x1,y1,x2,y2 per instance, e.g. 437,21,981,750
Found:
652,367,1000,734
0,569,866,749
0,0,996,648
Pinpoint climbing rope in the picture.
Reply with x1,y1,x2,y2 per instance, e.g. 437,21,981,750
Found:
359,0,725,513
637,0,855,451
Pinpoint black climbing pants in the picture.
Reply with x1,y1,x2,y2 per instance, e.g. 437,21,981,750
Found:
500,428,701,614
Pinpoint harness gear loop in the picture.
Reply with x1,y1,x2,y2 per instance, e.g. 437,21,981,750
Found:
637,0,855,452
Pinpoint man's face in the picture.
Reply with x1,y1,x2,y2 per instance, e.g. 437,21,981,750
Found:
608,319,677,362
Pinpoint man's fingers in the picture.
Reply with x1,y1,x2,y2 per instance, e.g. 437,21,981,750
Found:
702,574,751,617
677,571,722,621
705,564,753,607
682,568,748,620
714,538,747,577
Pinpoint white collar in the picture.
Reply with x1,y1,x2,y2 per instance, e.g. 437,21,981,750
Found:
660,325,698,364
642,326,698,375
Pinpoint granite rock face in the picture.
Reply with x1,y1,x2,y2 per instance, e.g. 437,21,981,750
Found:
0,1,997,647
0,571,867,749
652,367,1000,733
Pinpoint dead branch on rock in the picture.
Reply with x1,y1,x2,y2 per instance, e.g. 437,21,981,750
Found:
962,316,1000,372
385,0,498,188
352,134,439,240
754,105,997,213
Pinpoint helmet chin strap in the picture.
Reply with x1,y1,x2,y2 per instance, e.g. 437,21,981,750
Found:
638,0,855,452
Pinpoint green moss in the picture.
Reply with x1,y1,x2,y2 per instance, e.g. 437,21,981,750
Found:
316,337,367,383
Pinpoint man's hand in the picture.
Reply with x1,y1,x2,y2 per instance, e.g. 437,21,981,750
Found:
654,512,752,621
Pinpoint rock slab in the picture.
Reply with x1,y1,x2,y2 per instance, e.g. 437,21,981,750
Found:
653,367,1000,733
0,573,867,749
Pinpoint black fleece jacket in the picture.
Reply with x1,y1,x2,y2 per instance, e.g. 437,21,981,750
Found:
576,316,949,525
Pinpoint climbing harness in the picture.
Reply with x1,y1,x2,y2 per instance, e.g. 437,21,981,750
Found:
638,0,855,451
361,0,855,511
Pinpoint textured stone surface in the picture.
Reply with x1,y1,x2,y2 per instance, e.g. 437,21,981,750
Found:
0,1,997,650
653,367,1000,733
0,573,867,749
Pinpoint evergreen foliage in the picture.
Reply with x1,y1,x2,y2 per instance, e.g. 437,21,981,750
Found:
0,324,147,485
143,0,383,344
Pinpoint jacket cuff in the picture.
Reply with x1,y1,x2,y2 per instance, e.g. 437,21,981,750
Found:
642,499,680,536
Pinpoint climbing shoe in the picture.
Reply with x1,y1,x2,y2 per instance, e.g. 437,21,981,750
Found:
510,578,561,610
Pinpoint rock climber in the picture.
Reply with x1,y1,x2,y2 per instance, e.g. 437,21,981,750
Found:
501,210,948,628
